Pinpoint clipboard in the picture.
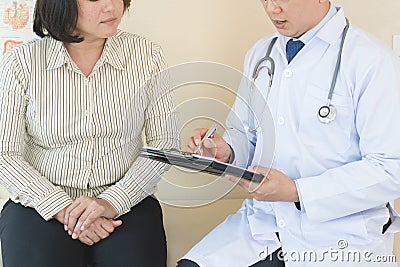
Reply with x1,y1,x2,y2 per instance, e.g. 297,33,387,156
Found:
139,147,264,183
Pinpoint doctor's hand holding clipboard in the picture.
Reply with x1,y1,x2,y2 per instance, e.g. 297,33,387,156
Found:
186,127,299,203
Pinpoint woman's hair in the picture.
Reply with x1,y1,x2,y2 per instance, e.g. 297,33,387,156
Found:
33,0,131,43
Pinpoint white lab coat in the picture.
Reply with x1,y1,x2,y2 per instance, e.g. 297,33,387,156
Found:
182,8,400,267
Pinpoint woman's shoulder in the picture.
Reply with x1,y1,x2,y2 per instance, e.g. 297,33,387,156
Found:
112,30,161,51
2,37,58,63
8,36,56,51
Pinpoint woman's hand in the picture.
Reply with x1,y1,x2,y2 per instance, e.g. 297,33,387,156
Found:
54,206,68,224
64,196,117,239
228,166,299,202
187,128,231,163
78,217,122,246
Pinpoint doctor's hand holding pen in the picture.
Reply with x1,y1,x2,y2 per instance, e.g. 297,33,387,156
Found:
186,127,232,163
187,127,299,202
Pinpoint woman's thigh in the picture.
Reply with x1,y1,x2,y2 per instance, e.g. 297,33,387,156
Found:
89,196,167,267
0,200,88,267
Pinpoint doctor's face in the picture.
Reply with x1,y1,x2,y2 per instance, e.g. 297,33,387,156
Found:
262,0,330,38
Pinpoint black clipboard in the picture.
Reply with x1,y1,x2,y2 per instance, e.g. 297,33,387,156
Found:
140,147,264,183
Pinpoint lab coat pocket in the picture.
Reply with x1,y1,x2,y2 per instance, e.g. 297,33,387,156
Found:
302,212,369,247
299,84,354,153
246,200,278,242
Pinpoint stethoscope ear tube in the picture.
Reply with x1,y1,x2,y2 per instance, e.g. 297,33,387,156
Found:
247,37,278,132
252,37,278,81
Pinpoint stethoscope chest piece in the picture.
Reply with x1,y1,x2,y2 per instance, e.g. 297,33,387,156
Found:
318,104,336,124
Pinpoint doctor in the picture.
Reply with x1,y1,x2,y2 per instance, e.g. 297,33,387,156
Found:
178,0,400,266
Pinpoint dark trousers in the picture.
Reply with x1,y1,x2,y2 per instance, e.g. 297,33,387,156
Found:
177,248,285,267
0,196,166,267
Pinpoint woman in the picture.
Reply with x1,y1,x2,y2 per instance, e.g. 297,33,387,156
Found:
0,0,178,266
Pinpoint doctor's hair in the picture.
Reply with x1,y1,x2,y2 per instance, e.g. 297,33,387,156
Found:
33,0,131,43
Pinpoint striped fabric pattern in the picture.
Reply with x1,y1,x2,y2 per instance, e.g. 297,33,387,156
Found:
0,30,179,220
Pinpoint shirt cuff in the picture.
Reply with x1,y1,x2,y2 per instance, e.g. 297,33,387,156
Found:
228,144,235,164
35,188,73,221
294,179,305,212
98,184,133,217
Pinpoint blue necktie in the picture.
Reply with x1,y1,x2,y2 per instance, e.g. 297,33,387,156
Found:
286,39,305,63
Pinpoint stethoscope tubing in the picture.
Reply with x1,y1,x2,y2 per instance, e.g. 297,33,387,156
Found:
249,18,350,127
252,37,278,84
327,18,350,104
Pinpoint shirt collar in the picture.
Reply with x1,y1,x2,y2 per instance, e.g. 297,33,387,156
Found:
101,30,125,70
46,31,125,71
297,3,337,43
46,38,68,70
284,3,339,44
316,7,348,45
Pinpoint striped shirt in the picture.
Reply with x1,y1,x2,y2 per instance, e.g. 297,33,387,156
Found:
0,30,179,220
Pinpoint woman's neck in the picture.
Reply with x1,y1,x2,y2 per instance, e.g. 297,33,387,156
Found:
64,38,106,77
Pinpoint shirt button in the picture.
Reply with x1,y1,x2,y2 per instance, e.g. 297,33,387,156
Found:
277,219,286,228
284,68,293,78
277,116,285,125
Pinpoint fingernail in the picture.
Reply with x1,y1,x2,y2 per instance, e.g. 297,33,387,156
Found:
80,225,85,231
72,233,78,239
68,230,72,235
64,225,68,231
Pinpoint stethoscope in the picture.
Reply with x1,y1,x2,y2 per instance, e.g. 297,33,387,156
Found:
248,19,350,131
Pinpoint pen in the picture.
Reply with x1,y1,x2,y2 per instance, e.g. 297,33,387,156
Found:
193,124,218,154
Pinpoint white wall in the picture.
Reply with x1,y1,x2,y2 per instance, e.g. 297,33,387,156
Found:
121,0,400,66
